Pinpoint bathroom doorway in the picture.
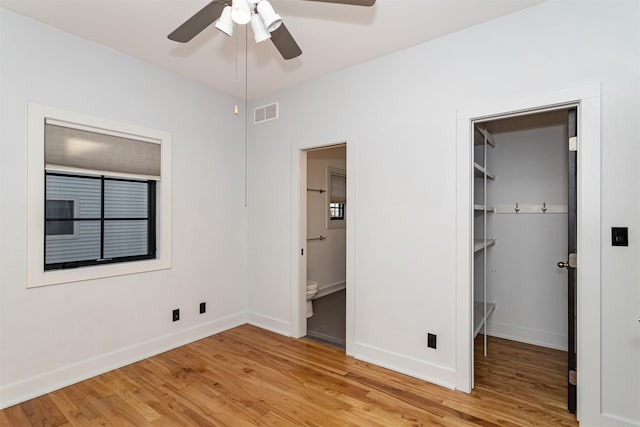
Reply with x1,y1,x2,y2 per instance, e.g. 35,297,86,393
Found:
304,145,347,349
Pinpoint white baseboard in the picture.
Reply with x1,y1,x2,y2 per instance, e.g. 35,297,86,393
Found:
351,341,456,390
487,320,567,351
315,280,346,299
0,311,247,410
602,414,640,427
246,312,291,336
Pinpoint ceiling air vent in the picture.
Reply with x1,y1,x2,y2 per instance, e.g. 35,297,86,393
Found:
254,102,279,124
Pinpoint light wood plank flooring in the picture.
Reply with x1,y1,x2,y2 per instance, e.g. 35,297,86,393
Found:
0,325,577,426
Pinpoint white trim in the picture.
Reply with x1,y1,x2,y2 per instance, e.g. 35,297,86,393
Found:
455,84,601,426
0,311,247,410
291,149,307,338
26,102,172,288
246,312,291,336
486,321,568,351
315,280,346,299
351,341,456,390
290,132,356,358
576,93,603,426
601,414,640,427
45,117,163,144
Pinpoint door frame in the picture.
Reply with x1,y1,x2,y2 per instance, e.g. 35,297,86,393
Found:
289,134,356,355
455,84,601,425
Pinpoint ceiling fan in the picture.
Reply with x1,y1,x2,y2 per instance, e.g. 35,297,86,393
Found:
168,0,376,60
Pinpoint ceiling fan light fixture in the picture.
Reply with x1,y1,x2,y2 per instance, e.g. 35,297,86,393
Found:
214,6,234,36
250,12,271,43
256,0,282,32
231,0,252,25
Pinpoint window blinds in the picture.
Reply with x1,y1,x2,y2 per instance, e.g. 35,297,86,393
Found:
45,121,161,179
330,173,346,203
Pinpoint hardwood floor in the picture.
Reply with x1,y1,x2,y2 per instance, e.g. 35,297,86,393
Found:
0,325,577,426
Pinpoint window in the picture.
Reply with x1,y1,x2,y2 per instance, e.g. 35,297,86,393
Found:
27,103,172,287
44,172,155,270
45,199,76,237
327,167,346,228
329,202,345,220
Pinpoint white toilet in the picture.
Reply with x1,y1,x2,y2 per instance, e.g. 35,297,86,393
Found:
306,280,319,318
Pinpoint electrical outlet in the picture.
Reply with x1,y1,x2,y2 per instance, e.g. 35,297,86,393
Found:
199,302,206,314
427,333,437,349
172,309,180,322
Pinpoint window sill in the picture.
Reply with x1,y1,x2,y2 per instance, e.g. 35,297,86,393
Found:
29,257,171,288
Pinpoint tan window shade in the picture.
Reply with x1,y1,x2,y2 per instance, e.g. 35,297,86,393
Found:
330,173,346,203
45,123,161,178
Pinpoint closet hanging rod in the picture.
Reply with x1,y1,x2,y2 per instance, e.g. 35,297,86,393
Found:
307,236,326,241
307,188,325,193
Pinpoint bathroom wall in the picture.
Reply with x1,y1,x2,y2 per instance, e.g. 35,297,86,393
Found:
307,146,346,296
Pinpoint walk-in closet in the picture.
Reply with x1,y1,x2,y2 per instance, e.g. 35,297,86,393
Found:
472,109,573,404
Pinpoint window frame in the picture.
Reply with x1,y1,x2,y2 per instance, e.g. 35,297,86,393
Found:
44,171,156,271
27,103,172,288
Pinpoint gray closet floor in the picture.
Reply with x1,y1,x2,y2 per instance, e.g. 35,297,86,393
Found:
306,289,346,349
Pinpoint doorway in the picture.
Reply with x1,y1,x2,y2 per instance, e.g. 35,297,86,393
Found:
455,84,602,424
471,108,575,412
304,145,347,349
291,136,355,351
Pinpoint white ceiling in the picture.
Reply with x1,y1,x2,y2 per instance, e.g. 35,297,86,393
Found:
0,0,544,99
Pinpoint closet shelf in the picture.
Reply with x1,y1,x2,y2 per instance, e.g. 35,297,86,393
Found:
474,127,496,147
474,239,495,253
473,162,495,180
474,204,495,213
473,301,496,338
473,125,494,357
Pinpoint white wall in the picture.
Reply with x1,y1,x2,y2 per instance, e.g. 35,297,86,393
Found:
307,146,346,296
0,8,248,407
486,122,568,350
1,1,638,424
247,1,639,425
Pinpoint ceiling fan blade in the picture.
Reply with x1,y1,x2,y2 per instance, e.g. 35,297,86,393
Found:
270,23,303,60
168,1,226,43
303,0,375,6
